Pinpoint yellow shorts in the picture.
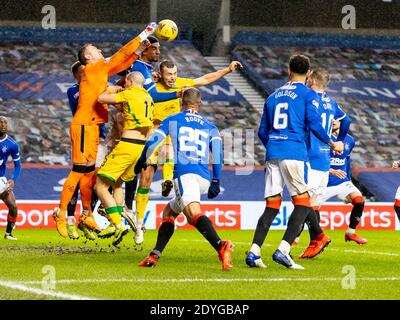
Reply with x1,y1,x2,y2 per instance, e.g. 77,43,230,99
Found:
97,138,145,183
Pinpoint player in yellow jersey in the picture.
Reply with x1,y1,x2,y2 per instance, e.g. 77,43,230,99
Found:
133,59,242,245
94,72,154,247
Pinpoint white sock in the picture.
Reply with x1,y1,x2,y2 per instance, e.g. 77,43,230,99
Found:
278,240,291,255
347,228,356,235
136,218,144,229
67,216,76,225
250,243,261,256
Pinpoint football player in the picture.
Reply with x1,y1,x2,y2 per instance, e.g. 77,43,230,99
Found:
0,116,22,240
245,55,343,269
135,88,233,271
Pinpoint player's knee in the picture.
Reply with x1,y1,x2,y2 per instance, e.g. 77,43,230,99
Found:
352,195,365,207
162,207,177,220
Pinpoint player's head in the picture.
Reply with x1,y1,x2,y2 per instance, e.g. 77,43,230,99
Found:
306,68,330,90
140,36,160,63
77,44,104,65
159,60,177,88
288,54,310,79
0,116,9,137
182,88,202,111
71,61,84,83
125,71,145,88
332,119,341,133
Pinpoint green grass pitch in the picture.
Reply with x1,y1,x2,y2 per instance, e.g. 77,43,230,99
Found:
0,228,399,300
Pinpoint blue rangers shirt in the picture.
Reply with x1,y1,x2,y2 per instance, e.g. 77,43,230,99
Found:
0,135,22,181
307,91,351,172
67,83,106,140
328,134,355,187
128,60,178,102
139,109,223,181
258,82,332,162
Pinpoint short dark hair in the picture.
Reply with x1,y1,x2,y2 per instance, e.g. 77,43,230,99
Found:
71,61,81,75
289,55,310,75
77,43,92,65
182,88,201,107
309,68,330,88
147,36,159,44
159,60,176,71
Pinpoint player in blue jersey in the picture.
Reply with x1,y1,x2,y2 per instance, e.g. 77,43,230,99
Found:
0,116,22,240
292,68,352,257
245,55,344,270
316,120,367,245
135,88,233,271
118,36,184,245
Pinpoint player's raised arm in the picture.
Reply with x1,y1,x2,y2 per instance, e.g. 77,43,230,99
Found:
106,23,157,76
193,61,243,86
97,86,124,104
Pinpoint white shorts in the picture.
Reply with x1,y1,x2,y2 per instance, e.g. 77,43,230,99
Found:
0,176,8,194
264,159,309,198
318,180,360,204
169,173,210,213
307,167,329,197
395,186,400,200
95,141,108,168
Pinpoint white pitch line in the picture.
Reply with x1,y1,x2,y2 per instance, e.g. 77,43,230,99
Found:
20,277,400,285
0,280,97,300
327,248,400,257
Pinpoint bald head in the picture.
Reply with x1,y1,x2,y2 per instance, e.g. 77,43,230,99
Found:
125,71,145,88
182,88,202,110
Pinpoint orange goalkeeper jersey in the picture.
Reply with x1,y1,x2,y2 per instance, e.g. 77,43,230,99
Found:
71,37,141,125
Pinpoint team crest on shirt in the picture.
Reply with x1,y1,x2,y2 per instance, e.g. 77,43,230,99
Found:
345,143,350,150
2,146,7,153
312,100,319,109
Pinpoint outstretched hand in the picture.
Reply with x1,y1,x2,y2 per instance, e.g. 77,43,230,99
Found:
228,61,243,72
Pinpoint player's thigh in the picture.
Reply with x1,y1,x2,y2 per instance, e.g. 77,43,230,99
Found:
264,159,284,198
97,141,141,184
95,141,108,168
70,124,99,164
0,176,8,195
120,143,146,182
172,174,209,212
279,159,309,197
337,181,360,203
308,167,329,197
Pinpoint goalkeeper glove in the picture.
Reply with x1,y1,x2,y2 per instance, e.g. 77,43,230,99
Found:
139,22,158,41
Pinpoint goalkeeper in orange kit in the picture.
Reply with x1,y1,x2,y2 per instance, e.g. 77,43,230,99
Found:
53,23,158,239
